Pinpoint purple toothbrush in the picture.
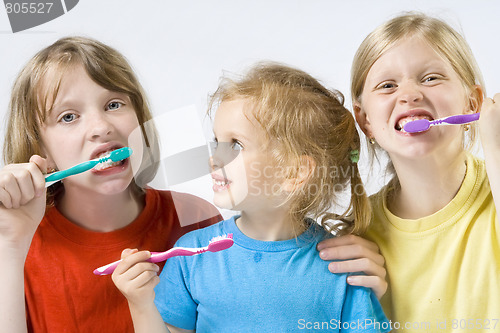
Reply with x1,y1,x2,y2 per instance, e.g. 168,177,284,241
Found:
403,113,480,133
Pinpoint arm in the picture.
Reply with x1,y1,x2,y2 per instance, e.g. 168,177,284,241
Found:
0,156,47,333
111,250,194,333
479,93,500,222
317,234,387,300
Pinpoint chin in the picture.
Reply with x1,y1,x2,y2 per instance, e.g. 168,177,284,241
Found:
213,191,249,211
95,178,135,196
213,195,235,210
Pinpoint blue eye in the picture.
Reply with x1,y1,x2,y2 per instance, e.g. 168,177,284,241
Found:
424,76,438,82
60,113,77,123
106,101,122,111
231,141,243,151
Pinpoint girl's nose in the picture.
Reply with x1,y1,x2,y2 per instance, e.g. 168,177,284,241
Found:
397,81,423,104
208,142,241,171
209,155,219,171
209,145,224,171
88,112,114,140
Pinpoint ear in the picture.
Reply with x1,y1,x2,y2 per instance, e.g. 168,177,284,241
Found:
353,102,373,138
467,85,484,113
282,155,316,193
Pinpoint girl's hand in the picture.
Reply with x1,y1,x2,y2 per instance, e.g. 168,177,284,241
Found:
479,93,500,151
480,93,500,222
0,155,47,248
112,249,160,309
317,235,387,300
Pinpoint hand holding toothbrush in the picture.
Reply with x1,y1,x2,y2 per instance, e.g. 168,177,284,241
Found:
0,155,47,247
479,93,500,223
110,235,233,314
0,147,132,245
111,249,161,309
111,249,178,333
479,94,500,151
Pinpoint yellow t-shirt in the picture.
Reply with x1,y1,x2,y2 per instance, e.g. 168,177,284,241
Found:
366,154,500,332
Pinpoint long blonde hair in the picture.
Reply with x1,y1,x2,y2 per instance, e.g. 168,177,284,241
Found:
3,36,160,206
210,62,371,235
351,12,485,170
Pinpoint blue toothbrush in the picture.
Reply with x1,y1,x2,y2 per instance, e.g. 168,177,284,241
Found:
45,147,133,187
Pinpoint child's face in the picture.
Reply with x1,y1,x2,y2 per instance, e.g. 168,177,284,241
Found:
211,99,286,212
356,35,470,161
39,64,140,195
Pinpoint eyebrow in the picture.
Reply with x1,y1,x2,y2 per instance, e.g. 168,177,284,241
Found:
213,129,251,143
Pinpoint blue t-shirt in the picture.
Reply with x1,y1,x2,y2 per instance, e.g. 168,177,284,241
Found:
154,216,390,332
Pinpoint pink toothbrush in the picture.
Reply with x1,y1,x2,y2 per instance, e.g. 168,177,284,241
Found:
403,113,480,133
93,234,234,275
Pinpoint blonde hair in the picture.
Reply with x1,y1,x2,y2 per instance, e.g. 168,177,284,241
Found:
351,12,485,169
3,36,159,206
210,62,371,236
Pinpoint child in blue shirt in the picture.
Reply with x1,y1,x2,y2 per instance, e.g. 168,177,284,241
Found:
112,63,390,332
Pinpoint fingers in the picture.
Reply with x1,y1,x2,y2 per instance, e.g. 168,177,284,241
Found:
317,234,379,253
317,235,388,299
121,248,139,259
493,93,500,103
346,275,388,300
112,250,160,292
0,156,47,208
28,155,47,197
327,257,386,280
0,173,21,208
481,93,500,112
318,236,385,268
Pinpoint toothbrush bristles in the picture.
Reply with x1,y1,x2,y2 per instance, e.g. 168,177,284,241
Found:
209,234,233,243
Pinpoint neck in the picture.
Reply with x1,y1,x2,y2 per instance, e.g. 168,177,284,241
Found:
388,151,467,219
237,207,301,241
58,186,144,232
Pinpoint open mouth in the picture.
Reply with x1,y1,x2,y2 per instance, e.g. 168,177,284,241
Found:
90,144,127,172
212,173,232,192
395,115,433,133
94,152,126,171
214,179,230,187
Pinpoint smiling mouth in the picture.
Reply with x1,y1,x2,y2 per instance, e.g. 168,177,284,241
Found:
395,115,433,132
214,179,230,187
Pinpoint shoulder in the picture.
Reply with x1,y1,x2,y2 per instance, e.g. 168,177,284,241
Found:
147,188,211,206
467,153,488,185
343,285,389,330
175,220,227,247
147,188,222,225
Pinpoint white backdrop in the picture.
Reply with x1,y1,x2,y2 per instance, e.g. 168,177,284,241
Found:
1,0,499,216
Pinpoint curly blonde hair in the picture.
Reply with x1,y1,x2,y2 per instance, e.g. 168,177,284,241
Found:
210,62,371,236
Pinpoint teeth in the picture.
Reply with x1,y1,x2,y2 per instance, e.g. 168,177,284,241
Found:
97,151,112,159
214,180,229,186
94,160,122,171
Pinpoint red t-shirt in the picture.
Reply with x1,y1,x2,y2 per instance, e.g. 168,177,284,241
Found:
24,189,222,332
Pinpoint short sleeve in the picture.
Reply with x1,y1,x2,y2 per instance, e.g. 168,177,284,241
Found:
154,255,197,330
341,285,391,333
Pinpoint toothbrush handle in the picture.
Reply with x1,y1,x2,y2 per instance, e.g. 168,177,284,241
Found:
440,113,480,125
149,248,204,263
45,160,98,183
93,247,204,275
